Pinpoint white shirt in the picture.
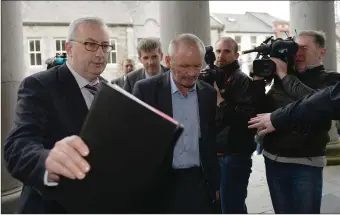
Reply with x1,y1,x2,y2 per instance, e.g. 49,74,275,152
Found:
44,62,99,186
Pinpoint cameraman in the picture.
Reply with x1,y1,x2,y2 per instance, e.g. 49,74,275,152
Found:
213,37,266,214
262,30,340,214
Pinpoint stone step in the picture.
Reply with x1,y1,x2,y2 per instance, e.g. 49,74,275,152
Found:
326,142,340,165
326,156,340,165
325,142,340,157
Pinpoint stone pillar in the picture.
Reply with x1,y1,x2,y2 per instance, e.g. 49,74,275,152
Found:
290,0,337,72
126,27,137,60
1,1,26,212
159,1,211,56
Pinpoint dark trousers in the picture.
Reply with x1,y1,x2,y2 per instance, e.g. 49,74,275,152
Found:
164,167,216,214
265,157,323,214
218,155,252,214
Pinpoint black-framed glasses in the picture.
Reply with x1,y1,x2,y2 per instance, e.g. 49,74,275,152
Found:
70,40,114,53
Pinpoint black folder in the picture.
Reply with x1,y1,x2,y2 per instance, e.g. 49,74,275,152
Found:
52,82,183,213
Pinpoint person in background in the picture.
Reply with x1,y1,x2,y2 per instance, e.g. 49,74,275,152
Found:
213,37,266,213
123,38,169,93
111,58,135,87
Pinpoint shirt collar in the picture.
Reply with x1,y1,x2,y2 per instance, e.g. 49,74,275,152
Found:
169,71,196,95
66,61,99,88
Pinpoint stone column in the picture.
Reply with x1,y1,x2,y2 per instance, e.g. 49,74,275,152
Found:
1,1,26,212
126,27,137,60
159,1,211,56
290,0,337,72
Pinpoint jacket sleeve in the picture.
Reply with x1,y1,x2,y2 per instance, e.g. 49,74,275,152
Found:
4,76,52,194
216,76,266,133
123,76,133,93
271,82,340,130
204,89,220,197
210,90,220,193
280,75,316,100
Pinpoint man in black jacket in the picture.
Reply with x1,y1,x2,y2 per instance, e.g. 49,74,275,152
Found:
259,30,340,214
213,37,266,213
123,38,169,93
3,17,111,213
248,82,340,135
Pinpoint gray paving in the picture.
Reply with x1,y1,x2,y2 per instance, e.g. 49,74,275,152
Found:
246,155,340,214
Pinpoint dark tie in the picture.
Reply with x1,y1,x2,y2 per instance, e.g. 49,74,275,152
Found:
85,84,98,96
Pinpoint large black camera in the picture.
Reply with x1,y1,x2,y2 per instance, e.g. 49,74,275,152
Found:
242,36,299,80
46,53,67,69
198,46,225,88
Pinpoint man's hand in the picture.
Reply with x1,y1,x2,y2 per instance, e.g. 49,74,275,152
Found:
271,57,288,79
248,113,276,136
45,135,90,181
214,82,224,105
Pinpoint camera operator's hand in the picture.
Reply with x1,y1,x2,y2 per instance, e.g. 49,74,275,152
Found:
271,57,288,79
214,82,225,105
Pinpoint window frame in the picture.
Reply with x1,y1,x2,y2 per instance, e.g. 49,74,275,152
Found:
234,35,242,52
108,38,118,65
54,38,67,56
28,38,43,67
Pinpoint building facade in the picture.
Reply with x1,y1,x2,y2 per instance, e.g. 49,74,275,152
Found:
21,1,292,79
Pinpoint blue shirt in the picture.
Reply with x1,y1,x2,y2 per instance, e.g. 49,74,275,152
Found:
170,73,201,169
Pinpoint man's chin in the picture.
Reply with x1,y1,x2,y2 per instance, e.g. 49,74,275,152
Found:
146,70,159,76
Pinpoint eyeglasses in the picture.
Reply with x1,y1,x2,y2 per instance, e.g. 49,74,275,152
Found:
70,40,114,53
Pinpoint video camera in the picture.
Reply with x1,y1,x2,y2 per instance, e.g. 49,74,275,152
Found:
198,46,225,88
242,36,299,81
46,53,67,69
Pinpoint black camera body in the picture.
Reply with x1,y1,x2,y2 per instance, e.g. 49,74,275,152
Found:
46,53,67,69
198,46,225,88
243,36,299,80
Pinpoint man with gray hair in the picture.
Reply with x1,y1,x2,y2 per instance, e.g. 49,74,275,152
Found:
4,17,111,213
123,37,169,93
133,33,220,213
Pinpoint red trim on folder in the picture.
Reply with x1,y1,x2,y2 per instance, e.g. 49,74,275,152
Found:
147,105,178,124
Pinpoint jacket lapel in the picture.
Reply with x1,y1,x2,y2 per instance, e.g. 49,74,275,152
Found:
156,72,173,117
196,81,207,140
57,64,89,134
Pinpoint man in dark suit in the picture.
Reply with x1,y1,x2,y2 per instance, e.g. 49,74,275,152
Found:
3,17,112,213
133,33,220,213
111,58,135,87
123,38,169,93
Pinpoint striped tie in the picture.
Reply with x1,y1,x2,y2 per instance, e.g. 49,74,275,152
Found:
85,84,98,96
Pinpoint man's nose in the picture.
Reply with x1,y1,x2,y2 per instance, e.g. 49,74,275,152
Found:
95,46,105,57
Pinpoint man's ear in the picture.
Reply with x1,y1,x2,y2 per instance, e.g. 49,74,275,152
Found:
319,48,326,60
160,52,164,62
235,52,240,60
65,41,72,57
165,55,171,68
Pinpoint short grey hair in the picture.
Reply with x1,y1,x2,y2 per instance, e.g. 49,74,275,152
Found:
168,33,205,61
298,30,326,48
67,17,108,42
137,38,162,57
